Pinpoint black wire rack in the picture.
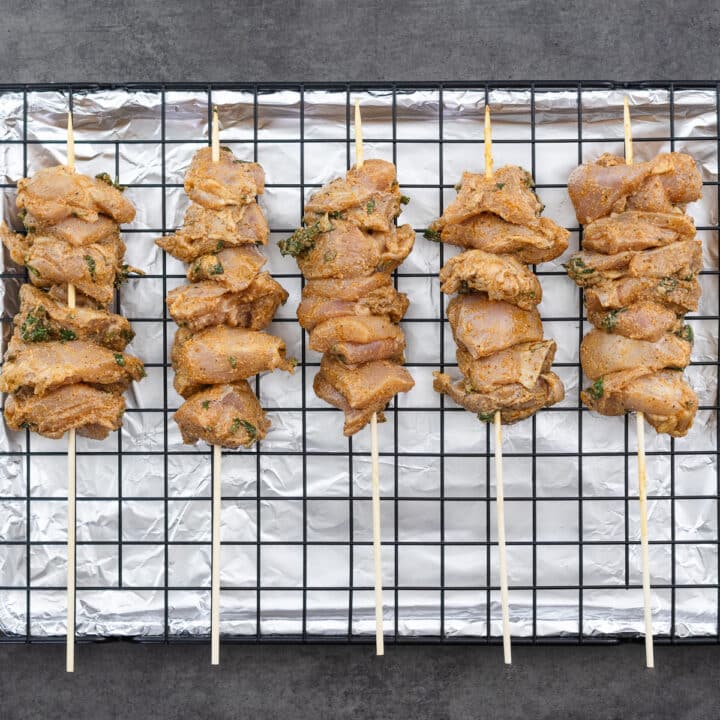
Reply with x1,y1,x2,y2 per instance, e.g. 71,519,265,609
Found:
0,82,718,646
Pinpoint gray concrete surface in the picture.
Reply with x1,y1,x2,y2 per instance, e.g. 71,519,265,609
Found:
2,1,720,718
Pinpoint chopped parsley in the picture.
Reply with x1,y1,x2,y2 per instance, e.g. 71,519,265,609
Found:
278,222,322,257
328,210,344,220
587,377,604,401
228,355,238,369
113,353,126,367
239,419,257,440
495,182,505,190
477,411,496,423
84,254,97,281
25,263,40,278
565,256,595,281
366,199,375,214
599,307,627,332
215,240,225,252
201,400,210,410
59,328,77,342
115,264,131,287
658,276,678,293
400,195,410,205
20,307,51,342
323,249,337,263
210,262,224,275
230,418,242,434
677,324,694,343
423,228,442,243
95,172,126,191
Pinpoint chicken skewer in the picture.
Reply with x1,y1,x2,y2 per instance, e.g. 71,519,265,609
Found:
428,105,568,663
66,110,77,674
624,97,653,669
483,107,512,665
210,108,222,666
354,100,385,656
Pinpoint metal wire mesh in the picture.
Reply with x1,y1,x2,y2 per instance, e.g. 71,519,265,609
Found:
0,82,718,645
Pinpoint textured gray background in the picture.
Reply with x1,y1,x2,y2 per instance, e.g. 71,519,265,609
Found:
2,1,720,718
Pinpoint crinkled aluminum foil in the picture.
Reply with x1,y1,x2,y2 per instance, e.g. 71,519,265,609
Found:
0,86,717,640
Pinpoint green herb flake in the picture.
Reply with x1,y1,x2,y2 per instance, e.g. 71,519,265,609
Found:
239,419,257,440
59,328,77,342
677,324,694,343
84,254,97,281
323,249,337,263
587,377,604,401
399,195,410,205
599,307,627,333
215,240,225,252
328,210,344,220
210,262,224,275
477,411,496,423
423,228,442,243
228,355,238,369
95,172,126,191
230,418,242,434
278,223,322,257
495,182,505,190
115,263,131,288
658,276,679,293
20,306,51,342
201,400,210,410
565,256,596,281
366,199,375,214
113,353,126,367
25,263,40,278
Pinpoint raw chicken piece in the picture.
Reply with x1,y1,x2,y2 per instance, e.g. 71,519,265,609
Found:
14,285,134,350
17,165,135,224
566,240,701,286
583,276,700,315
447,294,544,359
582,210,696,254
456,340,556,393
581,369,697,438
298,280,408,331
309,316,406,364
586,301,681,342
174,382,271,448
4,383,125,439
172,326,294,398
187,245,266,291
303,159,403,233
314,356,414,436
439,249,542,309
184,147,264,209
432,213,569,265
0,223,125,305
156,202,269,261
0,339,145,395
23,212,119,247
568,152,702,224
433,370,564,424
166,272,287,332
580,329,691,380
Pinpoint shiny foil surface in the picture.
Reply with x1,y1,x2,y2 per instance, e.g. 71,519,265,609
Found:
0,85,717,641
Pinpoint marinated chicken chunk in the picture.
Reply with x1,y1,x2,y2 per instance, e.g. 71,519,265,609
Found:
172,326,295,398
568,152,702,224
174,382,270,448
439,249,542,309
447,294,544,359
156,202,269,262
581,369,697,437
566,240,701,287
580,329,691,380
433,369,564,424
583,275,700,315
1,223,125,305
23,212,119,247
0,339,144,395
309,315,406,364
298,279,408,330
303,159,404,233
431,213,569,265
456,340,556,393
314,356,415,436
282,220,414,278
187,245,266,291
14,285,134,350
587,301,681,342
17,165,135,225
582,211,696,254
4,383,125,440
166,272,287,332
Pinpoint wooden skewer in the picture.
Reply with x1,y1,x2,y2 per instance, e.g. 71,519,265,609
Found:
484,104,511,665
624,96,654,669
66,110,76,673
210,106,222,666
355,98,384,656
